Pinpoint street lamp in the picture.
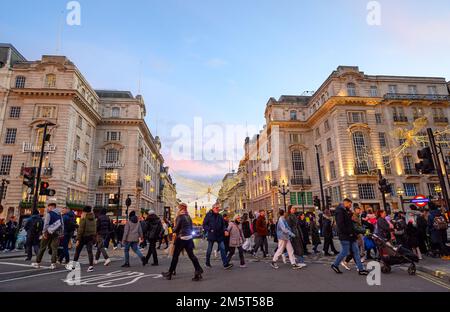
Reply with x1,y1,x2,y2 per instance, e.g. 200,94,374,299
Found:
278,180,289,213
397,187,405,213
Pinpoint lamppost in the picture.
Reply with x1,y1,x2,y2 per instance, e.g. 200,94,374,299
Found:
278,180,289,213
397,187,405,213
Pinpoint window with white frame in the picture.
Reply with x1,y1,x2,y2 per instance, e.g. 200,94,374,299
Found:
403,156,414,174
358,184,376,199
378,132,387,148
290,111,297,121
347,111,366,123
0,155,13,175
71,161,77,181
289,133,302,144
106,149,120,163
36,106,56,119
427,183,439,197
329,161,336,180
413,107,425,119
375,113,382,124
9,107,21,118
388,85,398,94
382,156,392,174
408,85,417,94
112,107,121,118
292,150,305,179
95,194,103,207
324,120,330,132
107,131,121,141
77,116,83,129
403,183,418,197
347,83,356,96
4,128,17,144
352,131,369,172
15,76,26,88
370,86,378,97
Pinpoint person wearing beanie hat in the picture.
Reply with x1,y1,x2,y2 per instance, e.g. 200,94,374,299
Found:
66,206,96,273
94,207,112,266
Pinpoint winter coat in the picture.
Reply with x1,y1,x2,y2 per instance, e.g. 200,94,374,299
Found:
276,216,294,241
322,215,334,238
123,215,143,242
96,213,112,236
63,210,77,235
227,221,244,247
310,221,321,245
241,220,252,238
428,209,447,244
406,222,419,249
202,211,226,242
299,219,310,244
173,213,194,238
24,215,43,243
77,212,96,239
6,221,18,238
286,213,304,256
145,214,163,240
376,217,391,241
255,216,268,236
334,204,356,241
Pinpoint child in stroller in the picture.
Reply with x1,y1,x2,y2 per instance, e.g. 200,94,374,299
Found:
371,233,419,275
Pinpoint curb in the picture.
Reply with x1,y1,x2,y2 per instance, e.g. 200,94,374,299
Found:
416,265,450,284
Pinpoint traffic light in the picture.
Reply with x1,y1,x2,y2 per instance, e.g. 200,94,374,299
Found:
125,196,131,207
109,194,120,205
313,196,320,208
378,177,392,194
39,181,56,196
326,196,332,208
415,147,435,174
22,167,36,195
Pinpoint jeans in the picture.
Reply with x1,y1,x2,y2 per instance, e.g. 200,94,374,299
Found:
206,240,228,266
73,236,94,266
25,239,39,259
227,246,245,265
6,236,16,250
95,234,110,261
145,239,158,264
124,241,144,264
333,240,364,271
59,233,72,263
36,233,60,264
169,238,202,273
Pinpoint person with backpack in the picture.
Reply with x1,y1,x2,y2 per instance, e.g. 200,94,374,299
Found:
66,206,97,272
32,203,64,269
24,211,43,261
428,202,448,257
393,212,407,246
144,210,163,266
94,208,112,266
59,207,77,264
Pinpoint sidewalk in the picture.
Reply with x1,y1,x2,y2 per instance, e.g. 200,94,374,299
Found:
415,256,450,283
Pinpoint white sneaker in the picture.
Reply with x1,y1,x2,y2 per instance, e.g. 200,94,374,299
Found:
361,256,366,263
50,263,56,270
240,264,247,268
341,261,351,271
93,260,98,265
113,246,118,250
281,254,287,264
87,266,94,273
31,263,40,269
104,258,111,266
296,263,307,268
65,262,75,271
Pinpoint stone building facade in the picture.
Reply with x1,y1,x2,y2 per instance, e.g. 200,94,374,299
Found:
240,66,450,215
0,44,173,221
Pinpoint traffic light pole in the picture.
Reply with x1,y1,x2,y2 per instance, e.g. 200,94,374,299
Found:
32,123,52,215
378,169,389,214
315,145,326,211
427,128,450,212
116,186,121,224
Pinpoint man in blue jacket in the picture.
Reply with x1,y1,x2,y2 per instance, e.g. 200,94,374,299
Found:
202,204,232,269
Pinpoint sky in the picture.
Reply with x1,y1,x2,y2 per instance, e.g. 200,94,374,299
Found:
1,0,450,201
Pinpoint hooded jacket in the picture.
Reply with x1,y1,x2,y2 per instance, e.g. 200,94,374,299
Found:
123,215,143,242
145,213,163,240
96,212,112,236
335,204,356,241
77,212,96,239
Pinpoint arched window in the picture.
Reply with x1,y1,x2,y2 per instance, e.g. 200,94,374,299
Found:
347,83,356,96
105,148,119,163
111,107,120,118
45,74,56,88
15,76,26,88
292,150,305,179
352,131,369,173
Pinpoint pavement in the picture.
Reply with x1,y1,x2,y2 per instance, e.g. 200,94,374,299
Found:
0,239,449,292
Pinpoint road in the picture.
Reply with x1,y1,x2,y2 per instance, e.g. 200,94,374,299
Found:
0,239,448,292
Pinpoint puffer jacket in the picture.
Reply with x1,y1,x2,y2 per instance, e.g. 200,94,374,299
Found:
77,212,96,239
145,214,163,240
96,213,112,236
227,221,244,247
123,215,143,242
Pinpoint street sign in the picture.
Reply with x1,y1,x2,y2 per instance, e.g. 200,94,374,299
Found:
411,195,429,207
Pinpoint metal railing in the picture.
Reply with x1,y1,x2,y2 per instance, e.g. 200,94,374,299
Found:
290,177,312,186
98,178,122,187
22,142,56,153
384,93,450,101
393,115,408,123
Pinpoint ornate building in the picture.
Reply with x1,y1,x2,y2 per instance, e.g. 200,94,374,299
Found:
240,66,450,215
0,44,171,221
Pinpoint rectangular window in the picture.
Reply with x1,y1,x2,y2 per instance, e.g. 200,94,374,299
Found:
71,161,77,181
95,194,103,207
388,85,398,94
375,113,382,124
85,142,90,159
0,155,13,175
290,192,297,205
315,128,320,139
382,156,392,175
36,106,56,119
408,85,417,95
329,161,336,180
324,120,330,132
4,128,17,144
403,156,414,174
1,185,7,200
326,138,333,152
358,184,376,200
428,86,437,95
347,111,366,123
9,107,21,118
107,131,121,141
86,124,92,137
370,86,378,97
77,116,83,129
317,144,323,158
427,183,439,197
404,183,418,197
378,132,387,148
289,133,302,144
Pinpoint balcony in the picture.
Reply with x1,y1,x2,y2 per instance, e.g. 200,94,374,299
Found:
404,168,417,175
20,165,53,177
22,142,56,153
393,115,408,123
434,117,449,124
354,165,377,176
75,150,88,163
384,93,450,101
290,177,312,186
99,160,124,169
98,178,122,187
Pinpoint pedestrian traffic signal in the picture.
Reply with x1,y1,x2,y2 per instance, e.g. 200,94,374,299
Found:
326,196,332,208
313,196,321,208
415,147,435,174
109,193,120,205
39,181,56,196
22,167,36,194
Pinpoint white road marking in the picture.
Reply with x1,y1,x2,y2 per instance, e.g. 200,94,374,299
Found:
0,270,68,284
0,262,50,269
0,268,45,275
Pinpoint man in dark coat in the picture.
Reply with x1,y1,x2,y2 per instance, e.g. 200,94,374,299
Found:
286,206,304,259
331,199,368,275
95,208,112,265
427,203,448,256
322,208,339,256
5,216,18,251
416,209,429,254
24,211,43,260
59,207,77,264
202,204,230,268
144,210,163,265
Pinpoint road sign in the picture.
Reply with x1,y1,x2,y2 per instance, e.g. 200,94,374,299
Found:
411,195,429,207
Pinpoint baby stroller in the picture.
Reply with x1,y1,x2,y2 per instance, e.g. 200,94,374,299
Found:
371,233,419,275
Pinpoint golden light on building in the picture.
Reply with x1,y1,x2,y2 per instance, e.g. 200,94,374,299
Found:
150,187,155,192
144,175,151,182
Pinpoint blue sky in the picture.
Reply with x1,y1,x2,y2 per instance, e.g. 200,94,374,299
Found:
1,0,450,198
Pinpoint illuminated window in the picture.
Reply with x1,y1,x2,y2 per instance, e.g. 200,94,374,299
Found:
45,74,56,88
352,131,369,172
358,184,376,199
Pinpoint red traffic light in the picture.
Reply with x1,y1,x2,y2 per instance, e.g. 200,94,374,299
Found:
40,181,49,189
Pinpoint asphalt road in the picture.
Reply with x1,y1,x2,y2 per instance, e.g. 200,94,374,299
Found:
0,239,448,292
